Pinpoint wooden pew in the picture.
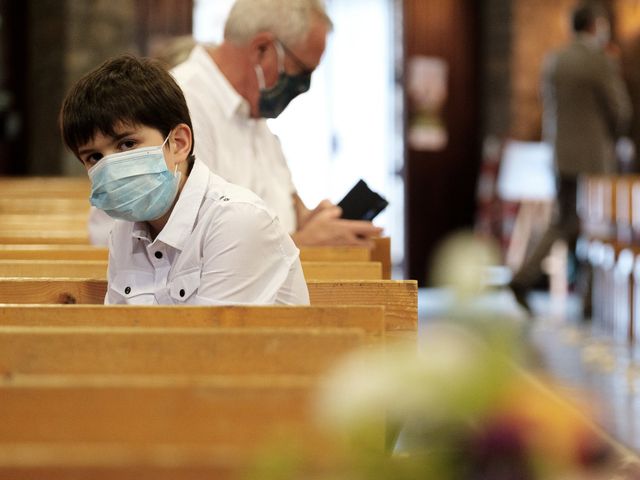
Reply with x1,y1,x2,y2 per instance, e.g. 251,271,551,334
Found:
0,442,281,480
0,177,90,198
0,231,89,244
0,244,108,260
0,375,333,448
0,278,417,333
303,237,392,278
371,236,392,279
0,304,384,338
309,279,417,333
0,241,389,264
0,260,107,278
0,259,383,280
0,213,87,225
0,325,364,376
300,245,370,262
307,261,384,281
0,443,248,480
0,198,90,215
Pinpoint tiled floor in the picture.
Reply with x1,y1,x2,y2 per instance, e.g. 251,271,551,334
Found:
418,285,640,455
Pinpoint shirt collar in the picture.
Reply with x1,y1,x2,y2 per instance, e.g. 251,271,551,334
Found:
128,159,210,253
156,158,210,251
190,44,252,119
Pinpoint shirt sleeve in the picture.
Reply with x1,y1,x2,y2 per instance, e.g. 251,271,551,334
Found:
596,54,632,138
88,207,115,247
196,202,308,304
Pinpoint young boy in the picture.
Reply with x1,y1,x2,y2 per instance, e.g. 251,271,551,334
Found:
60,55,309,305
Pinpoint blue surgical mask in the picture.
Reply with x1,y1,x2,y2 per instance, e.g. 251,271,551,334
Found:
88,134,181,222
255,41,311,118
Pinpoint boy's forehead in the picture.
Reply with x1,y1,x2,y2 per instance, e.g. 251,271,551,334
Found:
78,122,142,151
110,121,141,135
88,122,140,143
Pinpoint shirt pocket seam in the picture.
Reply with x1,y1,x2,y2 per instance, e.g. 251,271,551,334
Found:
169,267,201,302
109,270,155,302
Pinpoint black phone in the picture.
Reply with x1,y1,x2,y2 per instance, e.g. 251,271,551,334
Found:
337,179,388,221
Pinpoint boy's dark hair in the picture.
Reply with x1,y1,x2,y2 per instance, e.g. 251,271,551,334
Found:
60,54,195,164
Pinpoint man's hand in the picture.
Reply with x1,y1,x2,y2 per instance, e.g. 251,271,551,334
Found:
292,200,383,247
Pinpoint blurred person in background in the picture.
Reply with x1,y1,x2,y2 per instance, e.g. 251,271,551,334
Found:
509,2,631,317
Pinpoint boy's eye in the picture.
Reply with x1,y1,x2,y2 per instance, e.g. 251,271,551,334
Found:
86,152,103,164
119,139,137,150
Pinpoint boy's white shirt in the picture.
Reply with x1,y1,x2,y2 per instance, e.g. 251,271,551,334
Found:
105,158,309,305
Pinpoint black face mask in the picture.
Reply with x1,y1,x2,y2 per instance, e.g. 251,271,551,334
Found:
254,41,312,118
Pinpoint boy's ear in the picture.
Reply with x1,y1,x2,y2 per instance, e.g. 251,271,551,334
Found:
170,123,192,161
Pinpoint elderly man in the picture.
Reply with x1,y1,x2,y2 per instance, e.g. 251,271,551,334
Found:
171,0,382,247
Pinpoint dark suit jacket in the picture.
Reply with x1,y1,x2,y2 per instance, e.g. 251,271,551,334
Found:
541,35,631,177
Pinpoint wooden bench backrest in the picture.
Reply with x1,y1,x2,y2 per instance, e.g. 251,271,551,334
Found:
0,198,90,214
0,260,382,281
371,237,391,279
0,375,331,448
0,213,88,225
0,443,263,480
0,325,364,376
299,245,370,262
0,260,107,278
0,243,382,263
0,244,109,260
0,231,89,244
0,304,384,339
0,177,90,197
308,279,417,332
0,278,417,332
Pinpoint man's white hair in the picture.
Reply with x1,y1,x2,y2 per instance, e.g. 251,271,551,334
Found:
224,0,332,47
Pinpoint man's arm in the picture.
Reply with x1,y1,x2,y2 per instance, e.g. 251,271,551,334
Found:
291,193,383,247
598,49,632,138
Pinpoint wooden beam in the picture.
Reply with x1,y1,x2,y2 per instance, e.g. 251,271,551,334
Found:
0,245,108,260
371,237,392,279
308,280,418,332
0,260,383,281
0,326,364,376
0,278,417,332
299,245,370,262
0,304,385,339
0,375,329,447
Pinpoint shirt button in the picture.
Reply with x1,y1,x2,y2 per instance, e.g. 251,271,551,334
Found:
179,289,185,297
154,251,163,259
124,286,131,295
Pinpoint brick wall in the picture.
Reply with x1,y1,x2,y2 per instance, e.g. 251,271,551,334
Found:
510,0,574,141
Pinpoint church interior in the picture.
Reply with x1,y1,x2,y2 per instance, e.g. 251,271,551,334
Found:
2,0,640,478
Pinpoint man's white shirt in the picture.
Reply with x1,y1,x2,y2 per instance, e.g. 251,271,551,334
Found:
105,159,309,305
171,44,298,234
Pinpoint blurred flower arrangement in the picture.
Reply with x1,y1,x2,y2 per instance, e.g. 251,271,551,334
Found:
313,326,620,480
247,232,639,479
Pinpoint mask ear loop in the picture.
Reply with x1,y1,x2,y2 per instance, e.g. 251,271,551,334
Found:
254,40,285,90
162,132,171,148
255,64,267,90
273,40,285,74
162,130,180,176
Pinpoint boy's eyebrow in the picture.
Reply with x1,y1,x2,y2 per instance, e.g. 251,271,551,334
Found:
77,131,136,156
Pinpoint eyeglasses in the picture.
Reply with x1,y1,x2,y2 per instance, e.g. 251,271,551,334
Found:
277,39,314,75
